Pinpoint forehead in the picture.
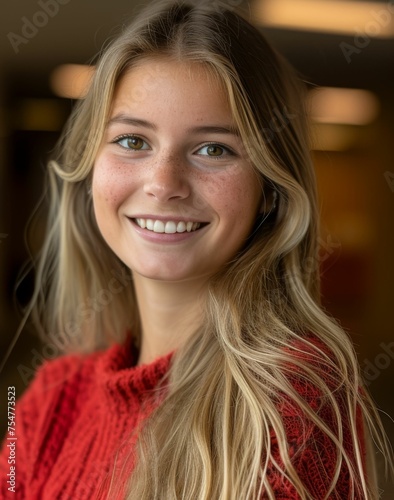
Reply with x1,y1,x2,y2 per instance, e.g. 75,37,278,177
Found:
110,57,232,118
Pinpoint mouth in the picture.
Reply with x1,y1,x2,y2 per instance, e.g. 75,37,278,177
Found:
131,218,209,234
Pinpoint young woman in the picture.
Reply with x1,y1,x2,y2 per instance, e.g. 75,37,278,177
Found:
1,0,392,498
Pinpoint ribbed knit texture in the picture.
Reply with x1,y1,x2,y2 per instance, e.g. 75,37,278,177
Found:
0,338,366,499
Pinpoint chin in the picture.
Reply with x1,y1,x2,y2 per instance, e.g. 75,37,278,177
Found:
130,262,193,282
131,261,214,283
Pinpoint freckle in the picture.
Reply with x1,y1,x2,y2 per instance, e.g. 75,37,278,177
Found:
198,172,209,182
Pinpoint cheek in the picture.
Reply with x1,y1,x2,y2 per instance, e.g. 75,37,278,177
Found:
204,169,262,224
92,155,137,210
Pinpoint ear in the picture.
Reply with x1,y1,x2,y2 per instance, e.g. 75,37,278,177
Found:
259,189,278,214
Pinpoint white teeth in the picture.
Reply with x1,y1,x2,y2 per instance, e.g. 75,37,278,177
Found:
153,220,165,233
164,221,177,234
137,218,146,229
135,218,202,234
176,221,186,233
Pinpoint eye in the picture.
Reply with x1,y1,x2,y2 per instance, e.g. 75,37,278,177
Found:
113,135,150,151
196,143,235,158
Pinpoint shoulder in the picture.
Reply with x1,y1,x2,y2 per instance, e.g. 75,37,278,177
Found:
274,333,360,425
280,334,345,402
268,334,366,498
270,335,365,458
19,347,104,404
13,347,108,437
9,342,133,455
14,338,139,421
14,337,140,424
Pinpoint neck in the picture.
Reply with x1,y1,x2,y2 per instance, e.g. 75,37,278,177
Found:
133,273,207,365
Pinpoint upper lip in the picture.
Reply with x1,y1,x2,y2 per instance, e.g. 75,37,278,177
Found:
128,215,209,223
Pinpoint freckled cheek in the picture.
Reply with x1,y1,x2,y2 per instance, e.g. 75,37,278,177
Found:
92,156,140,209
205,173,261,224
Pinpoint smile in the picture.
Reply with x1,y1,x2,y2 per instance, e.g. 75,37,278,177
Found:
134,218,205,234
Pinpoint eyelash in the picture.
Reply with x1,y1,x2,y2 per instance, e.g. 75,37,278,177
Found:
197,142,236,159
111,134,237,159
111,134,148,150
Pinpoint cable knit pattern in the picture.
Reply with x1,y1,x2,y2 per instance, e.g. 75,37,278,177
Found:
0,340,172,499
0,338,365,499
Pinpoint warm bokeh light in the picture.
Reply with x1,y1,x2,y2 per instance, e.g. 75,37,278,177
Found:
253,0,394,38
308,87,380,151
14,99,68,131
50,64,95,99
308,87,380,126
310,123,362,151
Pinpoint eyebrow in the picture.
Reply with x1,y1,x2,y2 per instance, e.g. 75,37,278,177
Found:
107,114,240,136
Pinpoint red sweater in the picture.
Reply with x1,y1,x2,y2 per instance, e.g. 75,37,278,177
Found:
0,339,366,499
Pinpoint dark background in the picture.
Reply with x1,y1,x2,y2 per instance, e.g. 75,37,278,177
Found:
0,0,393,495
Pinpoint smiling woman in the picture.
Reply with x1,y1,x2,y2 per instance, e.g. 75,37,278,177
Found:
93,59,262,294
0,0,392,499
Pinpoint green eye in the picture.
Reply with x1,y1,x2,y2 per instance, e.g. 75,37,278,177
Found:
207,145,224,156
197,144,234,158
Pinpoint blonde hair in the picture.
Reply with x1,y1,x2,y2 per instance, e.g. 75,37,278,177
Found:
28,1,392,498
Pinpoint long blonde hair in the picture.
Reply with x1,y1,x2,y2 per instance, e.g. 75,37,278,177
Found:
29,1,392,498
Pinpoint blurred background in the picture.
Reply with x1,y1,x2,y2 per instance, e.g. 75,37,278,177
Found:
0,0,393,495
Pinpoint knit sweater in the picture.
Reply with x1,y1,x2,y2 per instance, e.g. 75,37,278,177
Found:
0,338,366,499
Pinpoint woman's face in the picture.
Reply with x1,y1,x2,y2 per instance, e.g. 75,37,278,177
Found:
92,58,263,283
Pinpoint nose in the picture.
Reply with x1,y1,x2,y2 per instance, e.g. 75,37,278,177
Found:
143,153,190,202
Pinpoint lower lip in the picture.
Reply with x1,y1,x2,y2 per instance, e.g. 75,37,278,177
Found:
128,218,208,243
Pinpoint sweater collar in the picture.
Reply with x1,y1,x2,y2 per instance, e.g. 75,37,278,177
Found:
96,337,174,408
